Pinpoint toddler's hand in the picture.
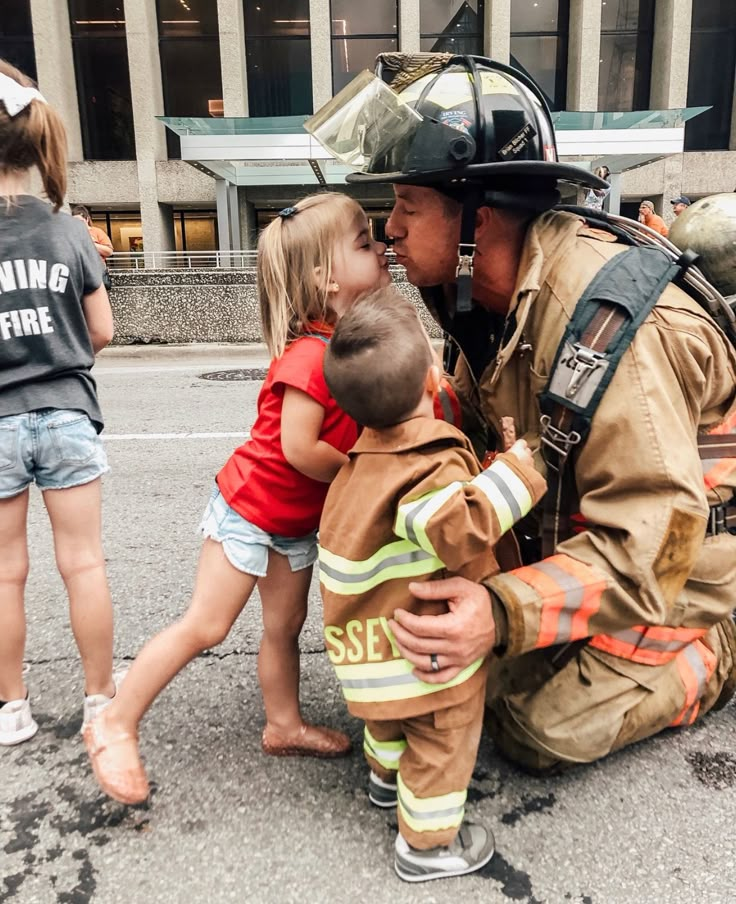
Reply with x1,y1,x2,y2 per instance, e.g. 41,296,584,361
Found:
508,439,534,467
500,416,516,450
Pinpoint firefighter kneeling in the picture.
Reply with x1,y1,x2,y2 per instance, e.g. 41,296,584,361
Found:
308,52,736,783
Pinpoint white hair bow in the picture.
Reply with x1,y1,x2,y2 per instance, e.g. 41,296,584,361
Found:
0,72,46,117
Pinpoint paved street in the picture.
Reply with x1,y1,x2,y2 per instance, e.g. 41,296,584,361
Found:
3,344,735,904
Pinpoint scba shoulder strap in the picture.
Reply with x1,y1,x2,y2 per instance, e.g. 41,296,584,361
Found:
539,208,736,555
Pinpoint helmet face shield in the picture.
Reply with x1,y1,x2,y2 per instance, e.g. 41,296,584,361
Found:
306,53,608,192
304,69,477,177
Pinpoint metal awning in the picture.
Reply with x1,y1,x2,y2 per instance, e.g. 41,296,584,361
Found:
160,107,709,186
159,107,709,249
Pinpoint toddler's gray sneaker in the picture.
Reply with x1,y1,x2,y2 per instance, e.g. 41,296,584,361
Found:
368,770,397,808
394,822,495,882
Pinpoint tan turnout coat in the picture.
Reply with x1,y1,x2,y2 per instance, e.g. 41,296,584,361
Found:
443,210,736,765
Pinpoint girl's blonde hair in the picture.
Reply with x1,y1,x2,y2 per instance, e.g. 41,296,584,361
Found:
258,192,364,357
0,59,68,211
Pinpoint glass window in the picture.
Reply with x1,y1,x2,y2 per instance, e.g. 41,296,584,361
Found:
0,0,37,82
68,1,136,160
511,0,568,111
331,1,398,35
420,1,484,55
157,1,222,158
87,210,142,253
685,2,736,151
157,0,219,36
243,0,312,115
244,0,310,36
598,0,654,112
331,1,397,93
173,210,218,251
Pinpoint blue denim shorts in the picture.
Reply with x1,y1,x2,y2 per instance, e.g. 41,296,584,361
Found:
0,409,109,499
199,485,318,577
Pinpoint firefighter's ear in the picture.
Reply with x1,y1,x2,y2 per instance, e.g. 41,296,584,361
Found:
425,363,442,396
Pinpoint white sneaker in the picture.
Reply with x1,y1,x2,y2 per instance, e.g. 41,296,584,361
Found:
394,822,495,882
0,696,39,746
82,668,128,729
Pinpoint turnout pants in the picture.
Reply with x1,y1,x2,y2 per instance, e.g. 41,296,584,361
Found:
485,617,736,773
364,687,485,850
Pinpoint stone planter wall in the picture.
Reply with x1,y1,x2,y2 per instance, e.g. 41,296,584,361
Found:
108,267,442,345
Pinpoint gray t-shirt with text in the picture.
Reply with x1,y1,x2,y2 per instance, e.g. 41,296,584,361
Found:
0,196,105,430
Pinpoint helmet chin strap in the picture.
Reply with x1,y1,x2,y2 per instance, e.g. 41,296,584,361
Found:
455,185,560,313
456,188,481,313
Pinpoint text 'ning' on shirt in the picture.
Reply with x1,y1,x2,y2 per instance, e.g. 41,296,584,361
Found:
0,258,69,340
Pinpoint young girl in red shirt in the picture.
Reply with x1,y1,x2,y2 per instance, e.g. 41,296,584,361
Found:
83,192,391,804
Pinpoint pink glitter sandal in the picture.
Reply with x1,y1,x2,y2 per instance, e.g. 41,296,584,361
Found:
261,723,352,759
83,716,149,805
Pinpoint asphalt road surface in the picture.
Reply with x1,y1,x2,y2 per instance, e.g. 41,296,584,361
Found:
3,344,735,904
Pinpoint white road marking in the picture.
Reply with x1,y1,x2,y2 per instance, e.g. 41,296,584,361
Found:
103,432,250,441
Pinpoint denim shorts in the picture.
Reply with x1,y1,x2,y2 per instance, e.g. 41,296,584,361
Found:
0,409,109,499
199,485,318,577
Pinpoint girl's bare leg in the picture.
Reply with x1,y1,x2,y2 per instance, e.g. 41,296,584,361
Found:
84,539,257,803
257,551,311,734
0,490,30,702
103,538,257,735
258,551,351,756
44,480,114,697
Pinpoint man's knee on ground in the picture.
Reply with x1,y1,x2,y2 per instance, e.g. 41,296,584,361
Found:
483,702,570,776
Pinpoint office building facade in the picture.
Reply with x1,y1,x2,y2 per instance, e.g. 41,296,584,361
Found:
2,0,735,252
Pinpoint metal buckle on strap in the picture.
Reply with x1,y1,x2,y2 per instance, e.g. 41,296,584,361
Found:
456,243,476,279
566,345,606,399
548,341,610,407
708,503,728,536
540,415,582,471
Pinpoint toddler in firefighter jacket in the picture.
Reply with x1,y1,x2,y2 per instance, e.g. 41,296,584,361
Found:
319,289,547,882
82,192,392,806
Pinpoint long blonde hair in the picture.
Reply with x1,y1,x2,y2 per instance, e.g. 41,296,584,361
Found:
0,59,68,211
258,192,363,357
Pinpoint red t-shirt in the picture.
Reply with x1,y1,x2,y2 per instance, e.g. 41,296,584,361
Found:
216,327,357,537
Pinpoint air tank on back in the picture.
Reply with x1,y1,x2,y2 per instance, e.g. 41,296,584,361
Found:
669,193,736,298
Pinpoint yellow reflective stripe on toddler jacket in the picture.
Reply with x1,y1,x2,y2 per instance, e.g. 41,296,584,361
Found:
319,418,546,720
395,457,539,557
319,539,444,595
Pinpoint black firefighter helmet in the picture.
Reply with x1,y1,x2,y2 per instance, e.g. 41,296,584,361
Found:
305,53,608,310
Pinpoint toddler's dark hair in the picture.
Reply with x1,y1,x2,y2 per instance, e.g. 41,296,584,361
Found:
324,287,434,429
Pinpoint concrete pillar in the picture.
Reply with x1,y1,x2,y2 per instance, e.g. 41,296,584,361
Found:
216,179,231,252
217,0,249,116
122,0,174,252
649,0,692,109
238,189,258,250
607,172,622,216
228,183,241,251
399,0,420,53
567,0,601,111
661,153,684,224
485,0,510,64
310,0,332,107
29,0,83,161
730,69,736,152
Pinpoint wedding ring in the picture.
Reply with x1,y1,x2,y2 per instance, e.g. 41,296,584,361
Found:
430,653,440,672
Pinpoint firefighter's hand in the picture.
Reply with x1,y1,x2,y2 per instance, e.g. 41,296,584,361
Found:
389,578,496,683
